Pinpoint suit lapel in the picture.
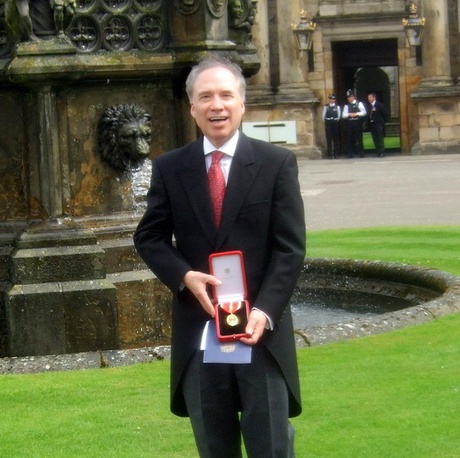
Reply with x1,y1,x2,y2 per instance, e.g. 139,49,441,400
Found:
179,139,217,244
178,135,260,250
216,134,259,248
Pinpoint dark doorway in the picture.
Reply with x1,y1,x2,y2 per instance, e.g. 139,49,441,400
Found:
332,39,400,154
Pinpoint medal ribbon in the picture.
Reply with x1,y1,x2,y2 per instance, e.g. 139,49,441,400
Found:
221,301,241,313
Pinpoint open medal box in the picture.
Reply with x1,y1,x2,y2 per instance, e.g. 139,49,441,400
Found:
209,251,250,342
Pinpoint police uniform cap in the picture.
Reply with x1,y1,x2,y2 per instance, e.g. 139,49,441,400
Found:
346,89,354,97
328,94,336,99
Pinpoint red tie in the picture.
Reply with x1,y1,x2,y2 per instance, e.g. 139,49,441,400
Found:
208,151,226,228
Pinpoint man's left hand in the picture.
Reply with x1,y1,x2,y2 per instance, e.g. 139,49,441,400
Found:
240,309,267,346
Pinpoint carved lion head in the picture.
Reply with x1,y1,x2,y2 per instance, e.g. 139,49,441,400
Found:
98,104,152,172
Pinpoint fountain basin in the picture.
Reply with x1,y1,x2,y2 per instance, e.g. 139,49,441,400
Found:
292,258,460,347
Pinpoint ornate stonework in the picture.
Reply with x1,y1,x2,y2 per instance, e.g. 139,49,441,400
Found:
0,0,167,54
228,0,257,46
207,0,226,18
173,0,200,15
98,104,152,172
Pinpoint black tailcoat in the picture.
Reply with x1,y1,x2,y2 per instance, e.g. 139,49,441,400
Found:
134,133,306,418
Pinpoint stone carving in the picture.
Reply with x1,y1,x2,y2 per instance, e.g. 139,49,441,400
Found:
102,15,133,51
50,0,76,40
101,0,131,13
67,0,167,53
0,1,169,56
135,14,165,50
134,0,162,13
68,14,99,51
5,0,76,43
0,16,14,57
5,0,38,42
4,0,75,42
228,0,257,46
173,0,199,15
207,0,226,18
98,104,152,172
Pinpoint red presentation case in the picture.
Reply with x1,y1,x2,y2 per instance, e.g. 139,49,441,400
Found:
209,251,250,342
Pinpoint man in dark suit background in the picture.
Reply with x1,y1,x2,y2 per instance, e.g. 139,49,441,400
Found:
367,92,388,157
133,55,306,457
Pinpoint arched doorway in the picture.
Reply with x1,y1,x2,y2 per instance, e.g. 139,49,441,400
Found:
332,38,400,154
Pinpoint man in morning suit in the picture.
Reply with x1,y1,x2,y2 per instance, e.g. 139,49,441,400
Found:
367,92,388,157
133,55,306,457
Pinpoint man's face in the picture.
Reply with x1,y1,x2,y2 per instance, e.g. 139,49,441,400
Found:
347,95,355,103
367,94,376,103
190,67,245,148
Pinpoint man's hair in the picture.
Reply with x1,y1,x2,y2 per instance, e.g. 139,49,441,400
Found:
185,54,246,102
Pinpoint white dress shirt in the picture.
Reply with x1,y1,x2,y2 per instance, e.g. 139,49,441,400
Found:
203,130,273,330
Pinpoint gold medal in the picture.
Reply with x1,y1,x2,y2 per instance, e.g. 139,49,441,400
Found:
226,313,239,327
222,301,240,327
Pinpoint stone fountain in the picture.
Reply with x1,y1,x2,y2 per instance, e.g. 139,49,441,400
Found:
1,1,459,361
0,0,260,357
292,258,460,347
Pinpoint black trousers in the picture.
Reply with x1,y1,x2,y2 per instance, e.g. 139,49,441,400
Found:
182,346,295,458
370,122,385,156
325,121,340,158
345,120,364,157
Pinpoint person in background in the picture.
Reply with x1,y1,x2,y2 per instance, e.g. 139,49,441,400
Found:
133,54,306,458
322,94,341,159
367,92,388,158
342,89,366,158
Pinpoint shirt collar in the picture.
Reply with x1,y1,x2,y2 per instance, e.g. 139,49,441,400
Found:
203,130,239,157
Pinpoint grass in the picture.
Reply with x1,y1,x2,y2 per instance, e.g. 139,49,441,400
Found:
363,132,401,150
294,314,460,457
0,226,459,457
0,363,195,457
306,225,460,275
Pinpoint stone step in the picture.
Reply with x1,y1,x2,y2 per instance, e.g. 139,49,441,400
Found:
5,279,118,357
11,244,106,284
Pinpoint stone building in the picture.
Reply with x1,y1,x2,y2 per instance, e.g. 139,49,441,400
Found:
245,0,460,157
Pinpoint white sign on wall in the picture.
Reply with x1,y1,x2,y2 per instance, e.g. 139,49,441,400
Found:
242,121,297,144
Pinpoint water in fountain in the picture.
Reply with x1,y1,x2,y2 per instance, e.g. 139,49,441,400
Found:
290,287,417,328
130,159,152,213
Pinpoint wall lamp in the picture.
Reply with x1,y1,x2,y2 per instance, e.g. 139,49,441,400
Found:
402,2,425,47
291,10,316,52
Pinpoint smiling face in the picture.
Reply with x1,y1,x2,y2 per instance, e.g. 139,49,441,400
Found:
190,67,246,148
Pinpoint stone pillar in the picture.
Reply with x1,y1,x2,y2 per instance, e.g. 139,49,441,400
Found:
37,86,64,218
243,0,320,158
420,0,453,87
277,1,315,99
246,0,271,97
169,0,234,52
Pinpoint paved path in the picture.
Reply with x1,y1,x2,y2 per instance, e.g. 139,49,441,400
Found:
298,154,460,231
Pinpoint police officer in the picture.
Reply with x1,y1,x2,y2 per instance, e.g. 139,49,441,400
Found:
342,89,366,158
367,92,387,158
322,94,341,159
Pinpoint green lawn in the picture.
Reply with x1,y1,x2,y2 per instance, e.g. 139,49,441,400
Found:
307,225,460,276
363,132,401,150
0,226,459,457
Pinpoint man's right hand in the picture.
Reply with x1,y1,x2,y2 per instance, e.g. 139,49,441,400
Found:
183,270,222,317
